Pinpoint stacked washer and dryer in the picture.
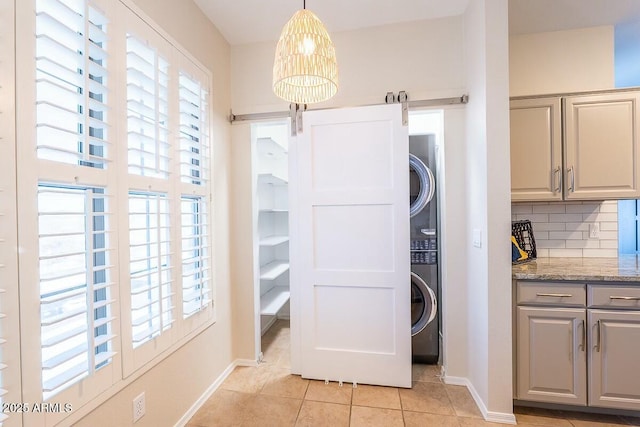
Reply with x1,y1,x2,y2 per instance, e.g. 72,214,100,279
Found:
409,135,440,364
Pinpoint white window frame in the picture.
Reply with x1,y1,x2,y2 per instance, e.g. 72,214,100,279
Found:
14,0,215,424
0,1,24,426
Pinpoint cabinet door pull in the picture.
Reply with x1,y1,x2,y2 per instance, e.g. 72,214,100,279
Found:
567,166,575,192
595,319,602,352
609,296,640,301
580,320,585,351
536,292,573,298
553,167,561,193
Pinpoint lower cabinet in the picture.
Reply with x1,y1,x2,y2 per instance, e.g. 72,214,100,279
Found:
588,310,640,410
517,306,587,405
516,281,640,412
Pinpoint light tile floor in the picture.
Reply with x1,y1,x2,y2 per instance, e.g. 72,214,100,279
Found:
187,320,640,427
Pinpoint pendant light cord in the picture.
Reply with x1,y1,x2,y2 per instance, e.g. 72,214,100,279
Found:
303,0,306,9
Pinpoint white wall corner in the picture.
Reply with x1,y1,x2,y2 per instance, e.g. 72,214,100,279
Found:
443,376,516,425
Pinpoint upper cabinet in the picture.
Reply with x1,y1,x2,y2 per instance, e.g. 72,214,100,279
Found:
564,92,640,200
510,90,640,201
510,97,562,201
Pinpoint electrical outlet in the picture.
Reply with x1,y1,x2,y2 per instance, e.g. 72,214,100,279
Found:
133,392,145,423
589,223,600,239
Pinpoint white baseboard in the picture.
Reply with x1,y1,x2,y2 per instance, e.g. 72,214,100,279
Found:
174,358,258,427
261,316,278,335
443,376,516,425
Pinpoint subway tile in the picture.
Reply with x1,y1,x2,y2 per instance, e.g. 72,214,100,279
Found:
599,240,618,249
549,213,583,222
582,249,618,258
565,204,600,214
598,231,618,240
548,248,583,257
565,240,600,249
548,231,584,240
516,213,549,222
582,212,618,222
511,204,534,214
535,248,549,257
537,240,566,249
600,222,618,231
598,201,619,212
533,231,549,240
565,222,589,232
532,204,566,214
531,222,565,232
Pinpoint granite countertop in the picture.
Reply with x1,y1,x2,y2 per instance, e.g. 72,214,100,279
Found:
512,256,640,282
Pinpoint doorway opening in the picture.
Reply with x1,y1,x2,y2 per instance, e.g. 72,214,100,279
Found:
251,121,291,363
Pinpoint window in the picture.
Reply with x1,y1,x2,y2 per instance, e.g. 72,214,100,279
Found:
128,192,172,347
181,197,211,318
178,68,212,321
16,0,214,423
126,34,170,179
38,184,115,399
35,0,109,168
618,199,639,254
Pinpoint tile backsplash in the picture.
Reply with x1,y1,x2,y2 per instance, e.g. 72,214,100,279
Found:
511,201,618,258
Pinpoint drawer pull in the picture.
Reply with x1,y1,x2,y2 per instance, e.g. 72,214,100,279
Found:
536,293,573,298
609,296,640,301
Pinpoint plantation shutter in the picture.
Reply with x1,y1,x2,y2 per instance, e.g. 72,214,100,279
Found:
180,197,211,317
35,0,109,168
0,188,10,425
178,64,213,322
38,185,115,398
128,192,173,347
32,0,117,402
126,34,170,180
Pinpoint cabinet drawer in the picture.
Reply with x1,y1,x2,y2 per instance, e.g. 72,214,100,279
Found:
589,285,640,309
517,282,586,307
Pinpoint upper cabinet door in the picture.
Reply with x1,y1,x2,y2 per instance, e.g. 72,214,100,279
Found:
510,97,563,201
564,92,640,200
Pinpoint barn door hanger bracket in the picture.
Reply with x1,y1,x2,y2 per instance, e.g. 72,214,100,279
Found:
384,91,409,126
290,103,307,136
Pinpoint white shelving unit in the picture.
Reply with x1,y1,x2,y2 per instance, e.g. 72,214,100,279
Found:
254,127,290,336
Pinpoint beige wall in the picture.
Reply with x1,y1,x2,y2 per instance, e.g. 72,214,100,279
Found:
463,0,513,419
509,26,615,96
230,17,466,114
76,1,234,426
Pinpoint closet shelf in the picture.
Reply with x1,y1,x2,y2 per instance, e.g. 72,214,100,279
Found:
259,235,289,247
260,286,290,316
257,137,287,158
259,208,288,213
259,261,289,281
258,173,288,185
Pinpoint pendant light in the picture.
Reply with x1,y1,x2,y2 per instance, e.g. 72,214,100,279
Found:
272,0,339,104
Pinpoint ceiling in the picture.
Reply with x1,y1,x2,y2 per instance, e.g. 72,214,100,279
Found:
194,0,640,46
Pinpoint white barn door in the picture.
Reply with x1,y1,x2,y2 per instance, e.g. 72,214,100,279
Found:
290,104,411,387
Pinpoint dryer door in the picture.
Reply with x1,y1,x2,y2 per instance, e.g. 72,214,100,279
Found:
411,272,437,336
409,154,435,218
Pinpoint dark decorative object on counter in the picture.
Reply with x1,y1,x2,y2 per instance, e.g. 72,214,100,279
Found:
512,220,536,263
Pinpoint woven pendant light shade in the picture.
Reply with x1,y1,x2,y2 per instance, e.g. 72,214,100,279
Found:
273,9,338,104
